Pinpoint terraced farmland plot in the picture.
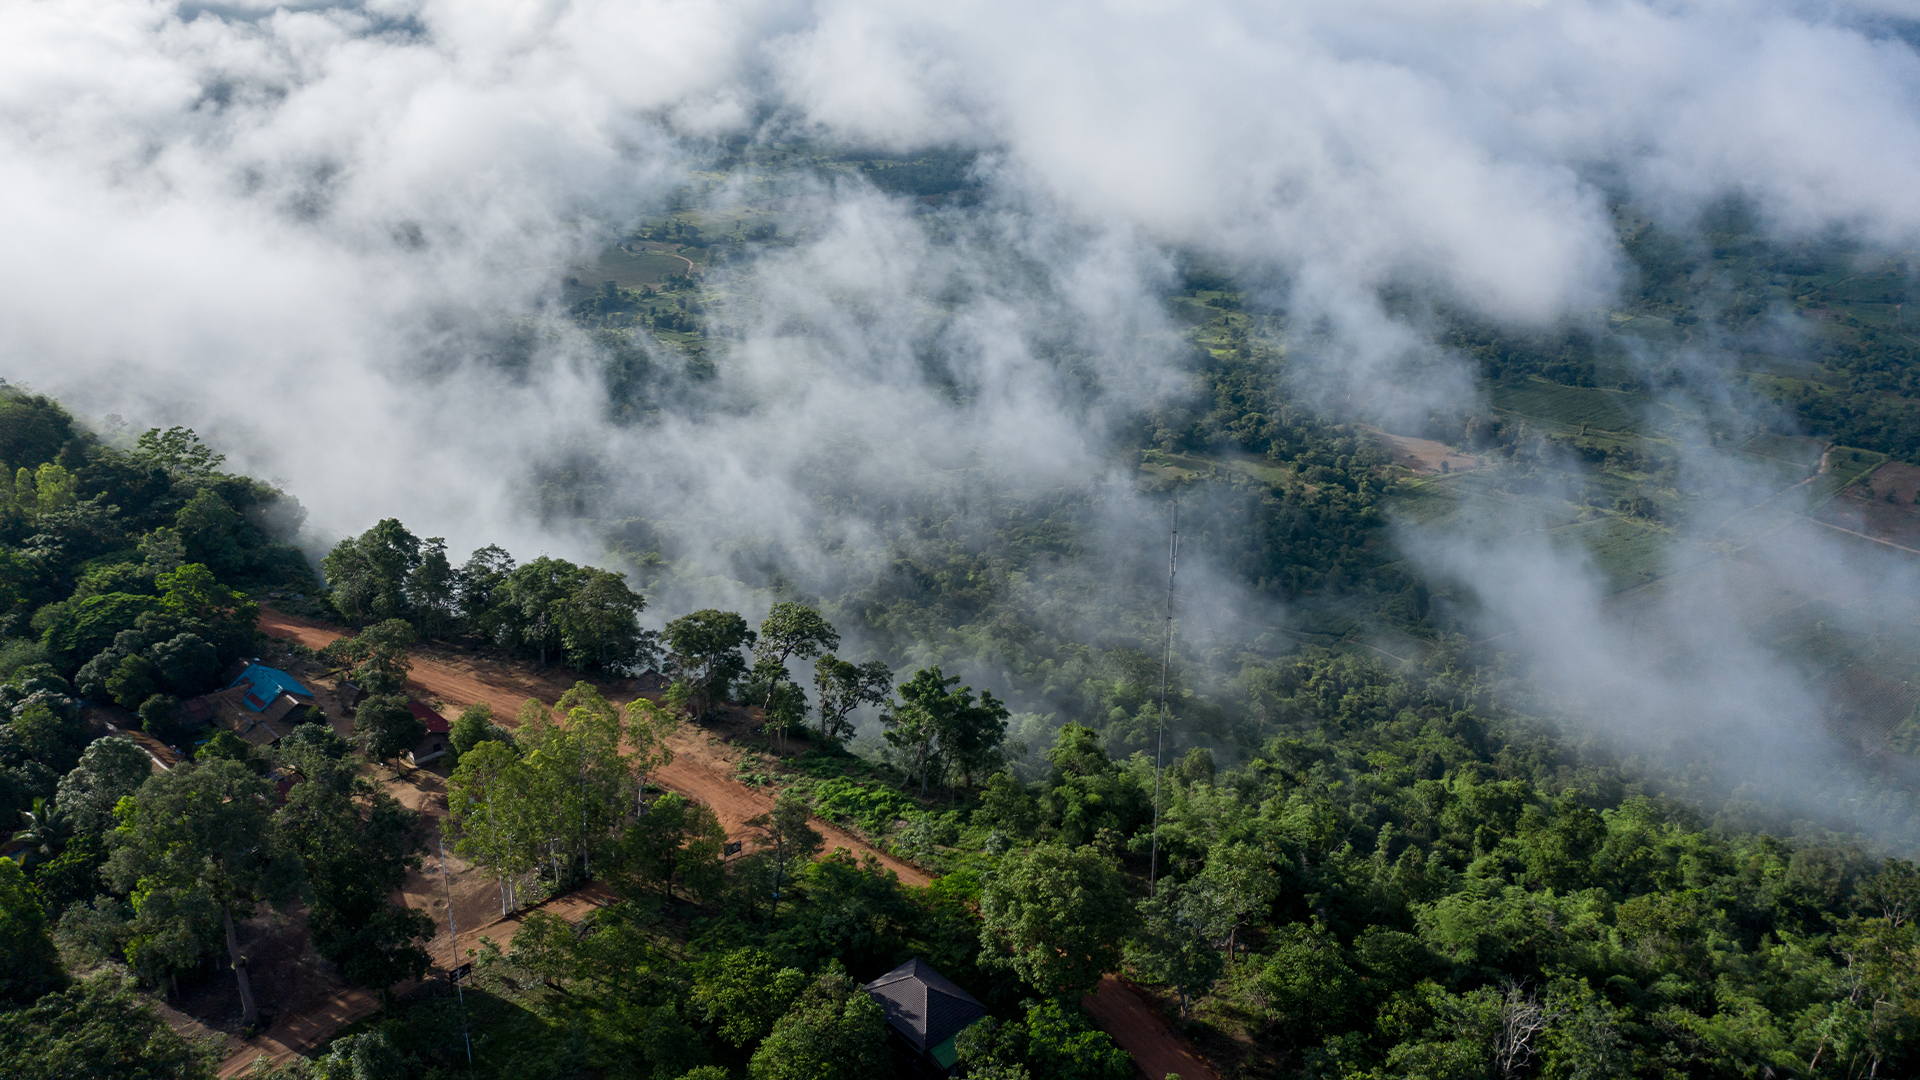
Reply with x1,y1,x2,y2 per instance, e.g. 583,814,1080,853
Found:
575,245,693,287
1739,434,1826,469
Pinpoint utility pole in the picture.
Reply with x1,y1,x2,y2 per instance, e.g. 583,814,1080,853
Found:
1149,496,1180,898
439,838,474,1071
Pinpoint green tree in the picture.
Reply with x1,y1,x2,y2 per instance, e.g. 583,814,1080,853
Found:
273,731,432,1000
502,556,584,667
1038,725,1149,849
447,739,536,915
320,618,415,696
955,1000,1134,1080
133,426,223,481
11,700,85,775
171,489,243,575
1180,840,1277,966
145,633,218,696
154,562,252,625
0,856,65,1005
405,536,457,639
447,702,505,760
1252,920,1360,1045
748,788,823,922
884,667,1010,797
812,657,891,744
355,694,425,770
615,792,727,903
323,519,421,626
764,680,808,748
12,795,73,868
1127,888,1223,1017
692,946,813,1047
312,1030,406,1080
136,694,185,744
663,609,755,719
455,544,516,641
104,653,157,709
748,965,890,1080
104,757,300,1027
554,567,653,672
980,843,1137,1000
752,603,839,712
512,684,638,881
0,973,213,1080
40,593,159,673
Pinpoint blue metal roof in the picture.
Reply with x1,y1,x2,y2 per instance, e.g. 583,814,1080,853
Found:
228,664,313,712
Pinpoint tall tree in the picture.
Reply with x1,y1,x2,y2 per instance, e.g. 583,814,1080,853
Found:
104,758,300,1027
448,702,506,761
625,696,678,802
747,788,822,922
272,727,432,1000
318,618,415,695
0,855,65,1006
405,537,458,640
502,556,584,666
884,667,1009,797
355,693,425,771
662,609,755,719
447,739,536,915
979,843,1137,1001
322,519,420,626
554,567,653,672
614,792,727,903
455,544,516,642
751,603,839,712
747,966,890,1080
812,657,891,745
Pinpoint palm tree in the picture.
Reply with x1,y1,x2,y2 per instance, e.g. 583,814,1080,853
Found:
12,797,72,868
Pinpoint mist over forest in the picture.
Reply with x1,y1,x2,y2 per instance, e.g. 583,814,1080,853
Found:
6,2,1920,1078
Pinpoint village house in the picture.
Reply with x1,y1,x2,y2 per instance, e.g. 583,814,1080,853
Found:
864,958,987,1077
182,661,320,750
406,700,452,767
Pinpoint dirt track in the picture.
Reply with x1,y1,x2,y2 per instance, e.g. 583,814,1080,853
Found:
256,607,929,885
1083,977,1222,1080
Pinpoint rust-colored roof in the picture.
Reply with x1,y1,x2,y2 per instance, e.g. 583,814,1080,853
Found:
408,701,449,733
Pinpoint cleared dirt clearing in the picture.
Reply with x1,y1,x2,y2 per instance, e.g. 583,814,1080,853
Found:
256,607,930,885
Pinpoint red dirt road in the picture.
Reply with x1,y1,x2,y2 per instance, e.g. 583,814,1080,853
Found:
1083,977,1222,1080
256,607,929,885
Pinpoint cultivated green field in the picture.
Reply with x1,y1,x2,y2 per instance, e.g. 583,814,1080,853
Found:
1491,377,1647,431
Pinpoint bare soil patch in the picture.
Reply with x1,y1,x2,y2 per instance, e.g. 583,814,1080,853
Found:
1815,462,1920,551
1359,425,1480,475
1083,976,1222,1080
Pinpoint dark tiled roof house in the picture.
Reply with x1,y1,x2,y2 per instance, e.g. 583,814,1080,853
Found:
864,958,988,1075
